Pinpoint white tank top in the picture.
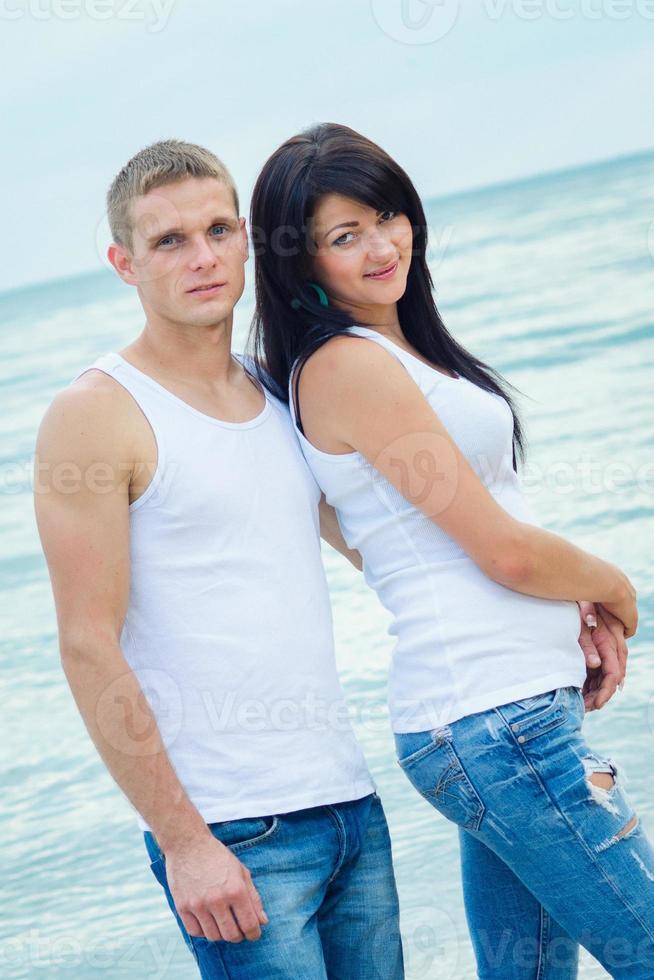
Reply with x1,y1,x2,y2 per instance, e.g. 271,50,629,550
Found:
289,326,585,734
73,352,374,830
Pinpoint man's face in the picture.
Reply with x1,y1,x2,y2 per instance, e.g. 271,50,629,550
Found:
118,176,247,329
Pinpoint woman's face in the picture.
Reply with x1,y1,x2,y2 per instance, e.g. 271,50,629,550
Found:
308,194,414,321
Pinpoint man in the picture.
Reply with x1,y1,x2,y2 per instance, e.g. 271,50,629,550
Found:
34,139,624,979
34,139,403,979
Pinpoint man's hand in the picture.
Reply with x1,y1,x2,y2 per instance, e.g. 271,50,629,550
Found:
577,600,628,712
165,833,268,943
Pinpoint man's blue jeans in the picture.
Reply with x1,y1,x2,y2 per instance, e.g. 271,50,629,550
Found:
395,686,654,979
144,792,404,979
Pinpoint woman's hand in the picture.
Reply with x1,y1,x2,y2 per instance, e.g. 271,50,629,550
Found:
577,600,629,711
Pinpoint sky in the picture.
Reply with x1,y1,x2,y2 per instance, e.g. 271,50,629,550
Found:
2,0,653,293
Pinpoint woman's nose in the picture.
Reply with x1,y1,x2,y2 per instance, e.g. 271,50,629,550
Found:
365,227,396,260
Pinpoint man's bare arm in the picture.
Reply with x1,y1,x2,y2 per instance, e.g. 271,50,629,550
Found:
34,377,266,943
318,495,363,571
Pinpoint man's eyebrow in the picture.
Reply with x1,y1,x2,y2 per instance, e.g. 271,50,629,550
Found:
147,217,236,245
207,215,237,227
147,226,182,245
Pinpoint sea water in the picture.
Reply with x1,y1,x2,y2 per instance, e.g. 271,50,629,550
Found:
2,149,653,978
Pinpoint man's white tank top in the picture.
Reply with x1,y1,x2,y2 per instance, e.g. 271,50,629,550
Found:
289,326,586,734
73,352,374,830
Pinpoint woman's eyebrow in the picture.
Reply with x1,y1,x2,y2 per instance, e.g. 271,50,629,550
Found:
324,209,389,239
324,220,360,239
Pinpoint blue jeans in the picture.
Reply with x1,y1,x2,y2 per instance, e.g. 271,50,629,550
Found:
144,792,404,979
395,686,654,979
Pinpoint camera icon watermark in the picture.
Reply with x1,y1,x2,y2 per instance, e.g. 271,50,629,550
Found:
95,667,183,756
370,0,460,44
399,901,460,978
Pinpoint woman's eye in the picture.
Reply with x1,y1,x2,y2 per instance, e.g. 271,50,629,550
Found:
334,231,356,246
379,210,396,222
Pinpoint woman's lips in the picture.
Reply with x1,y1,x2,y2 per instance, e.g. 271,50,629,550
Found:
364,260,399,281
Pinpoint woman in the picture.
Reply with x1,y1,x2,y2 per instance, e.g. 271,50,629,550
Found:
248,123,654,978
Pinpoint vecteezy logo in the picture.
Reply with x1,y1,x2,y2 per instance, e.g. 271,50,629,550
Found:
397,901,460,978
370,0,460,44
95,667,184,756
369,431,458,520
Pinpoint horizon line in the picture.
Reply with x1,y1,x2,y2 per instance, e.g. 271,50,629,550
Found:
2,142,652,302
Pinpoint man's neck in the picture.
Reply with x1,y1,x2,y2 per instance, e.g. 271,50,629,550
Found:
120,314,236,386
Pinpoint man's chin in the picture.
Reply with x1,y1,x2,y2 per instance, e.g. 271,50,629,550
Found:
178,300,236,328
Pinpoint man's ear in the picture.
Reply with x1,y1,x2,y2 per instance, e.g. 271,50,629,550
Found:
107,242,138,286
240,217,249,263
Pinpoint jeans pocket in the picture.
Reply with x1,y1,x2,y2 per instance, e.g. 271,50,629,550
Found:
154,863,201,961
396,733,485,832
501,687,569,743
514,690,558,712
208,814,280,852
149,855,166,885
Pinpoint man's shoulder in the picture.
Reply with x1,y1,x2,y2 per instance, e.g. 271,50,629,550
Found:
47,368,119,415
37,365,142,460
53,365,141,423
69,365,122,396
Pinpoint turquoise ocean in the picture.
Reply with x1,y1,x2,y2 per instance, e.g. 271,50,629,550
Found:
2,149,653,978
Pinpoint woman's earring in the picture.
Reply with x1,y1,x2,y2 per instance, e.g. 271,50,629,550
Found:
307,282,329,307
291,281,329,311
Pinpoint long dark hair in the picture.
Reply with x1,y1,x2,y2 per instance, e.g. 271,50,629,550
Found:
248,122,525,468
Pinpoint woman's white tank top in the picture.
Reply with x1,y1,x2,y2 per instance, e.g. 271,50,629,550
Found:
289,326,585,733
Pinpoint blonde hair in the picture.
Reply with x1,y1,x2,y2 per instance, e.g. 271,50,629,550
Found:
107,139,239,249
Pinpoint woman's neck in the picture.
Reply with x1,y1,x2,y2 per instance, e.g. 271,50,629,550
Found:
356,318,405,344
336,299,403,339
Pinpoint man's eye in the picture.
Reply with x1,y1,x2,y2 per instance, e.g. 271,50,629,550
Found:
334,232,356,246
158,236,178,247
210,225,228,237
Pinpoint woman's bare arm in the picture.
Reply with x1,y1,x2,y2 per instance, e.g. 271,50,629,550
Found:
298,337,637,636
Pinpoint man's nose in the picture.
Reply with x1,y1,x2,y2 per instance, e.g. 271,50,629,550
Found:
188,236,217,270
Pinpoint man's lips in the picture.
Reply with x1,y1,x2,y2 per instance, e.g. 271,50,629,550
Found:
187,282,227,295
364,260,399,280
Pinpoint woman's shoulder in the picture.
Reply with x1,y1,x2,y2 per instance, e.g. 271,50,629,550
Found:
300,331,402,384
